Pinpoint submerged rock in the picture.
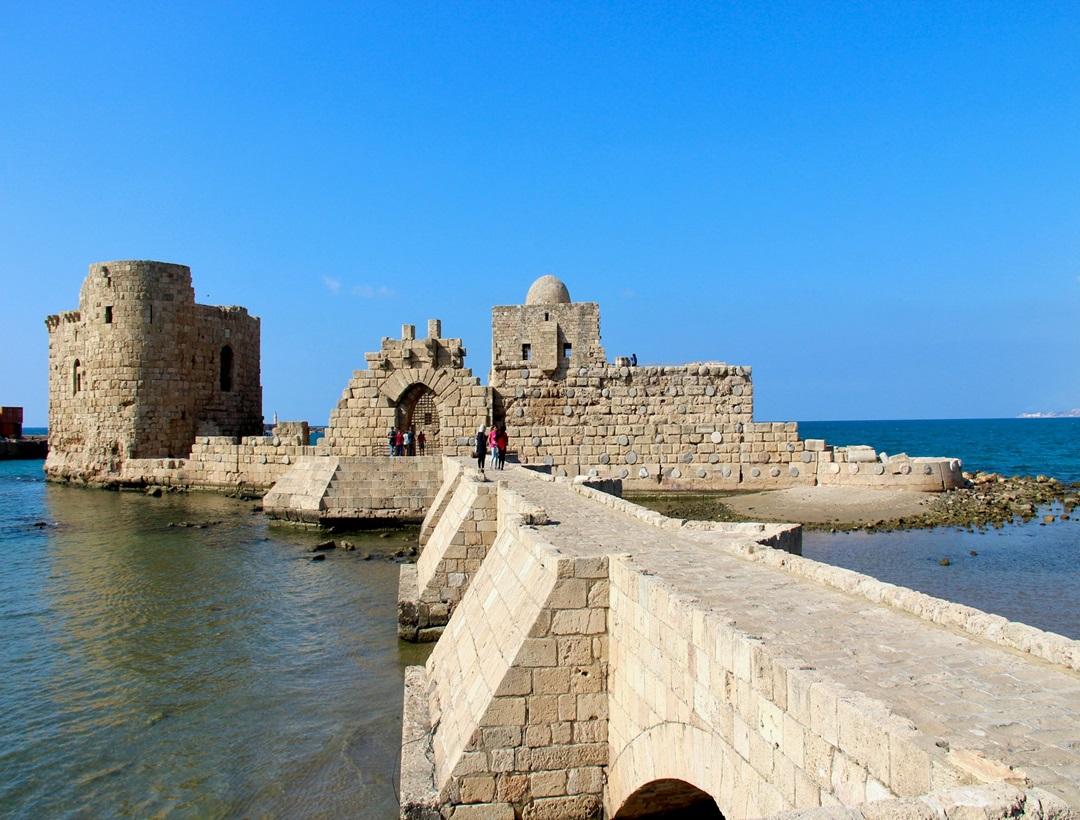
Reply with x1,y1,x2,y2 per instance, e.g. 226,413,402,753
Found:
310,553,326,562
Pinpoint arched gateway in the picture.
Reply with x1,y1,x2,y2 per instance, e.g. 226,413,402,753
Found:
396,383,440,452
319,321,487,457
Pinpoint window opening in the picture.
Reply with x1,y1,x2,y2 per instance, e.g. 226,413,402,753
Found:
220,345,234,392
73,360,82,394
522,343,531,361
562,342,572,360
104,306,113,324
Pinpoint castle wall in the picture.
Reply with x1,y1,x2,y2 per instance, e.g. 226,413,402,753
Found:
491,358,815,489
44,261,262,484
489,285,962,492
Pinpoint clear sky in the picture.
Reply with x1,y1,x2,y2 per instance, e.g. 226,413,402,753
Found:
2,2,1078,426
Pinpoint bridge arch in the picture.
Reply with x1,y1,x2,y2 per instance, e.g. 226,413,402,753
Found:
612,778,724,818
607,720,782,820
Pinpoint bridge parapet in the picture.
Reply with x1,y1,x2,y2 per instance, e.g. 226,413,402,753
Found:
401,464,1080,818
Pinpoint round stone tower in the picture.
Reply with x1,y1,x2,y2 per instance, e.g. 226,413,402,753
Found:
45,260,262,483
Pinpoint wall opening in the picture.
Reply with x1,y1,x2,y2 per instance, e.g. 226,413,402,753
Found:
104,306,113,324
72,359,82,395
522,343,531,361
562,342,572,360
220,345,234,392
613,779,724,819
396,383,439,453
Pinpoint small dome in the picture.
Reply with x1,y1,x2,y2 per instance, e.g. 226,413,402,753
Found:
525,275,571,306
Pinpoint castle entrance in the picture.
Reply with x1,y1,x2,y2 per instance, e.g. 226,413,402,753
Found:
396,383,439,453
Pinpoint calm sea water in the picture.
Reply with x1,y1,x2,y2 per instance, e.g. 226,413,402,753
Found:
799,418,1080,640
800,417,1080,484
0,459,427,818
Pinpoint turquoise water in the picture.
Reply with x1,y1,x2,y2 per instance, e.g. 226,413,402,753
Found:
800,418,1080,483
799,418,1080,639
0,459,426,818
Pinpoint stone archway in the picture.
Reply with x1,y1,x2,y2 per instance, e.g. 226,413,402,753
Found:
396,383,440,453
613,779,725,819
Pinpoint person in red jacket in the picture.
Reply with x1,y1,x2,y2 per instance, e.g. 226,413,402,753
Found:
495,425,509,469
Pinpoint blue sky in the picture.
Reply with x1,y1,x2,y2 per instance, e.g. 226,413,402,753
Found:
2,2,1078,426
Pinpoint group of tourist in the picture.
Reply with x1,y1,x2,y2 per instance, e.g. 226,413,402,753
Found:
475,424,509,474
387,427,426,456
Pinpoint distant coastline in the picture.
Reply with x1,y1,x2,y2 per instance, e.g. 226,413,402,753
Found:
1017,409,1080,419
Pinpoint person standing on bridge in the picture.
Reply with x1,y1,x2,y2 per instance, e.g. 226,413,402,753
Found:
475,426,488,475
495,425,508,469
387,427,396,457
417,430,426,455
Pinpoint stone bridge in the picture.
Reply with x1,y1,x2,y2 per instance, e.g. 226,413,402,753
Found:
399,459,1080,819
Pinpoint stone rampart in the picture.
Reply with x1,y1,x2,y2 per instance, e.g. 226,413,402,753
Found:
399,462,499,640
491,361,962,492
406,491,611,818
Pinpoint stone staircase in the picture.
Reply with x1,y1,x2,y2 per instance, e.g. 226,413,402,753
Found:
263,455,444,525
322,456,444,521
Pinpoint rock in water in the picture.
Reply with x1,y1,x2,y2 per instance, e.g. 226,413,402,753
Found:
310,554,326,562
309,540,336,552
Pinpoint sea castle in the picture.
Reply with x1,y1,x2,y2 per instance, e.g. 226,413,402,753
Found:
45,261,961,495
44,261,1080,818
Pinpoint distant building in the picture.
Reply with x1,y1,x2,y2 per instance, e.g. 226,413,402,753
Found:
0,406,23,439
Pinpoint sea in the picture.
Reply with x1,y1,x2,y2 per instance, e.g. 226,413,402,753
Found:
1,419,1077,817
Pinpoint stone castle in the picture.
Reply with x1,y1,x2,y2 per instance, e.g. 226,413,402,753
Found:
46,262,961,494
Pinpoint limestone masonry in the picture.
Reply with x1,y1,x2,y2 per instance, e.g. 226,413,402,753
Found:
45,261,261,483
45,264,962,494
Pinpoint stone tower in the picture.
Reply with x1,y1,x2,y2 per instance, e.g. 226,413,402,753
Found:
45,260,262,483
491,275,606,379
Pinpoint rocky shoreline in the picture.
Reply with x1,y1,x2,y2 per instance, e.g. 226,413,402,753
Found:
628,472,1078,532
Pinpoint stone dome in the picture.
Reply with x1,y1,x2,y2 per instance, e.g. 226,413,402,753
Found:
525,275,571,306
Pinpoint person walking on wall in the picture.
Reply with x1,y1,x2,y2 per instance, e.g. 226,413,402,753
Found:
418,430,426,455
404,428,414,457
394,429,405,457
475,426,488,474
630,352,637,367
388,427,396,457
496,425,509,469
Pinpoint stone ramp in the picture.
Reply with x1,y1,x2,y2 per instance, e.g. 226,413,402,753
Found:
403,462,1080,818
263,455,443,524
